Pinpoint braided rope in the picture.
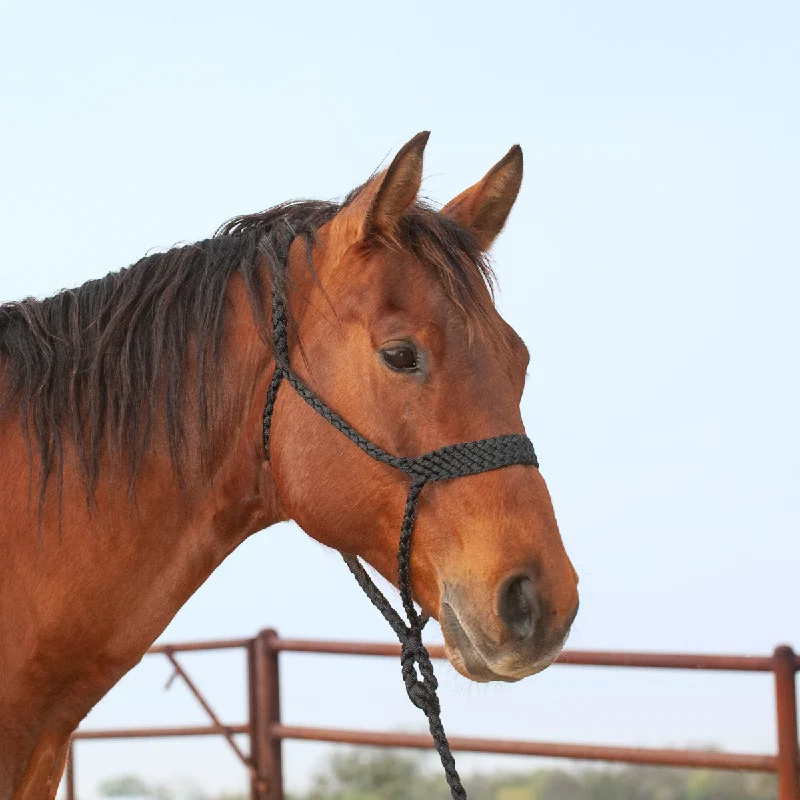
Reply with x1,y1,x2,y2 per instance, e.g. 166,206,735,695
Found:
342,477,466,799
263,294,538,799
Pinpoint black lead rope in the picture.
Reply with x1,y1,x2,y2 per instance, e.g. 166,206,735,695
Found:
263,294,538,800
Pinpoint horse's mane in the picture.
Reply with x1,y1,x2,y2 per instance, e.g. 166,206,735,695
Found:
0,191,495,510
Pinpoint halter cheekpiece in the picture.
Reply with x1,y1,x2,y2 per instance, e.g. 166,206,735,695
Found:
263,291,538,800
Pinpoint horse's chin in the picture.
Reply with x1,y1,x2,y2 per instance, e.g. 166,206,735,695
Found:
440,600,563,683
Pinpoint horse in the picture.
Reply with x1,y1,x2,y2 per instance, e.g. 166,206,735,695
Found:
0,132,579,799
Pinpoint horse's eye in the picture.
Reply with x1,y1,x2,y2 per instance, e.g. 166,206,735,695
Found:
381,344,418,372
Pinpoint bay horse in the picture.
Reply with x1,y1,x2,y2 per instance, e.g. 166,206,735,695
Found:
0,132,579,799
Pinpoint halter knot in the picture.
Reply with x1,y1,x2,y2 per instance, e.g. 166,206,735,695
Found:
400,634,441,714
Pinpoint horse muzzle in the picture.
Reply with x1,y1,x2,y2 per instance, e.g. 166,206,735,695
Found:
439,579,579,682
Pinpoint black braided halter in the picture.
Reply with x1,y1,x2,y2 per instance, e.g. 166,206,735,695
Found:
263,293,538,800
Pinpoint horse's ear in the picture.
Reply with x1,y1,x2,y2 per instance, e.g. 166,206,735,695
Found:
334,131,430,243
441,145,523,250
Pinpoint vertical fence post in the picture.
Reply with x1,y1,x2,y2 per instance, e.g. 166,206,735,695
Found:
248,638,265,800
251,629,283,799
65,740,76,800
774,645,799,800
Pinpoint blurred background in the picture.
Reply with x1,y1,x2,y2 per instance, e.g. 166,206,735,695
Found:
1,1,798,797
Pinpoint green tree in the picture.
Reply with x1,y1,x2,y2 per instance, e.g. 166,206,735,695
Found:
99,775,152,797
305,749,450,800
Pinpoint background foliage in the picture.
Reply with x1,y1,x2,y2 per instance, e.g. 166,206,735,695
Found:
98,750,777,800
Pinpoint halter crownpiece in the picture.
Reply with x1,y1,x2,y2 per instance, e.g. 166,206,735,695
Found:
263,292,538,800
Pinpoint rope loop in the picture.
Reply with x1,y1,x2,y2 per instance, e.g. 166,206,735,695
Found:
404,672,440,714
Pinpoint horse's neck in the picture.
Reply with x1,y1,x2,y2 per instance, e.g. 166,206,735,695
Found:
0,278,286,762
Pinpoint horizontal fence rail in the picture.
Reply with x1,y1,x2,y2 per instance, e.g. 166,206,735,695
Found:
272,637,791,671
66,632,800,800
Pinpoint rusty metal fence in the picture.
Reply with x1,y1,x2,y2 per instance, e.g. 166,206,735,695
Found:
66,631,800,800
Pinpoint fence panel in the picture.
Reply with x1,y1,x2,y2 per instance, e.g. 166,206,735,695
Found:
66,633,799,800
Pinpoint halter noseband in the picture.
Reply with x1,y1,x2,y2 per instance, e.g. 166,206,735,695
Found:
263,292,538,800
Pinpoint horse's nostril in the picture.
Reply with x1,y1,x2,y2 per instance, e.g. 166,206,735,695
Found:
497,575,539,641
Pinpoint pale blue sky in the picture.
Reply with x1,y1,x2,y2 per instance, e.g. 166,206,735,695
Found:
1,1,799,797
